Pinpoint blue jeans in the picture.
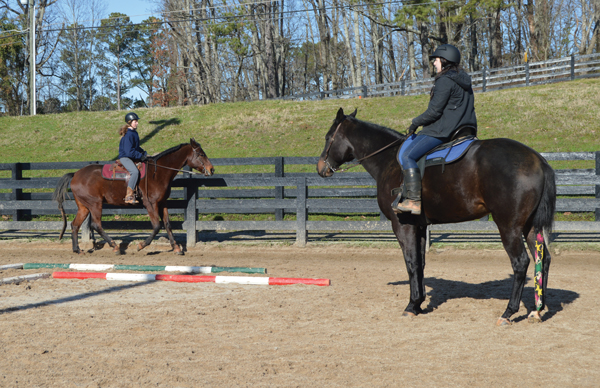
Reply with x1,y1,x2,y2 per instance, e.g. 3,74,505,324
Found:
398,134,444,170
120,157,139,190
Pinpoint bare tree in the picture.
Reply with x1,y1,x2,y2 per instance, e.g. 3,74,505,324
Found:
1,0,62,113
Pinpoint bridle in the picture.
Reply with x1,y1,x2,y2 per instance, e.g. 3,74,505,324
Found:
322,118,403,173
146,144,210,176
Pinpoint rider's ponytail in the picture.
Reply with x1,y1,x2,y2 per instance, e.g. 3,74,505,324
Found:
118,124,129,137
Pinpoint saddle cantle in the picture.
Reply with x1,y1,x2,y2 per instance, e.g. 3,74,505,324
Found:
101,160,146,181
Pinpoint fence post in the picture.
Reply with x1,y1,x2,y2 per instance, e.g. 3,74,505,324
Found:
526,63,530,86
596,152,600,221
570,54,575,80
10,163,22,221
482,68,487,92
183,166,198,248
296,177,307,247
275,157,284,221
320,91,325,100
401,79,405,96
361,85,368,98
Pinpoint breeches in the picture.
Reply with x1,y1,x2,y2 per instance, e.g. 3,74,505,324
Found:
398,134,444,170
120,157,139,190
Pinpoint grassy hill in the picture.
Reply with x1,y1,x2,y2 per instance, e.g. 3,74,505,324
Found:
1,78,599,170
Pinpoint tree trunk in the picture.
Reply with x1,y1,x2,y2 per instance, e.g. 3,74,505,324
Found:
489,7,503,68
353,8,363,86
408,24,416,79
418,21,431,78
340,5,356,86
469,13,478,71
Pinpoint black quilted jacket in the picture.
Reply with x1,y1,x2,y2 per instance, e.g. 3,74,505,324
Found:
411,69,477,140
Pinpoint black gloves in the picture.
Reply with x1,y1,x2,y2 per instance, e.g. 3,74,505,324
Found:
140,154,148,162
407,124,419,136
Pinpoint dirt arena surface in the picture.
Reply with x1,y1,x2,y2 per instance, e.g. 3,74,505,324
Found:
1,241,599,387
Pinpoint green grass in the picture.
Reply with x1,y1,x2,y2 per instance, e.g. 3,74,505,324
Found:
1,78,599,165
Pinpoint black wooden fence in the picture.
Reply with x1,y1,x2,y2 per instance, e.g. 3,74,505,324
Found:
1,152,599,247
284,53,600,100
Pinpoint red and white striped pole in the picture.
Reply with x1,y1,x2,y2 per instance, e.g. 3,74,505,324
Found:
52,272,330,286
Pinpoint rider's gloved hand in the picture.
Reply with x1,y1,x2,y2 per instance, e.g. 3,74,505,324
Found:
140,154,148,162
407,124,419,136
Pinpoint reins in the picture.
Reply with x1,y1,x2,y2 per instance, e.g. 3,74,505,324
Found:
146,161,207,176
323,119,403,173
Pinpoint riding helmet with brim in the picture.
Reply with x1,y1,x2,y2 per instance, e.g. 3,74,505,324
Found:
429,44,461,64
125,112,140,123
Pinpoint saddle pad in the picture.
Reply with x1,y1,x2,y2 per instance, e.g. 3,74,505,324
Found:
423,136,476,163
101,162,146,181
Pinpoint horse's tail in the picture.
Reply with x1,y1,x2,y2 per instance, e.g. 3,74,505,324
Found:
532,162,556,243
52,173,74,240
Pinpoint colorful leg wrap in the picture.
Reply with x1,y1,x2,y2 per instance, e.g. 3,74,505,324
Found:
534,233,544,311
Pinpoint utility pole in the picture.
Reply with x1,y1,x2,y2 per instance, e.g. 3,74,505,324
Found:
21,0,36,115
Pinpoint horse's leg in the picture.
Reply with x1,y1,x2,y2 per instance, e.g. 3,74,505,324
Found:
70,205,90,254
138,202,161,251
525,228,552,323
392,219,426,316
159,204,183,255
496,225,530,326
88,203,120,254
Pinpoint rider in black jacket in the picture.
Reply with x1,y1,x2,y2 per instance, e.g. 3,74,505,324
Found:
392,44,477,215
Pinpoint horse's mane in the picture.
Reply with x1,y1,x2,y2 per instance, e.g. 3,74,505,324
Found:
346,116,405,140
151,143,188,161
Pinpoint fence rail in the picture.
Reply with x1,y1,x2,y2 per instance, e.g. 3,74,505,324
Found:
1,152,599,246
284,53,600,100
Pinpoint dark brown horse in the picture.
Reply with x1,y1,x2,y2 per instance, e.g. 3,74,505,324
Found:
317,108,556,325
53,138,214,255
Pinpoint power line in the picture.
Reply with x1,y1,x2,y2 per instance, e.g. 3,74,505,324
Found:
0,0,460,37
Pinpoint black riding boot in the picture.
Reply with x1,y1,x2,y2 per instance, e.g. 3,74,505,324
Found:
391,168,422,215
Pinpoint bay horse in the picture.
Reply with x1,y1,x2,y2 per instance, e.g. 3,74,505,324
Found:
53,138,214,255
317,108,556,325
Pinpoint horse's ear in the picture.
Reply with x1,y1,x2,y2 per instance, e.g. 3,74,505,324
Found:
190,138,197,145
349,108,357,118
336,107,345,122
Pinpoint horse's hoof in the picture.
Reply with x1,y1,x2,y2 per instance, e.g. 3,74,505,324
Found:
496,317,512,326
137,242,145,251
173,246,184,255
113,246,121,255
528,311,542,323
402,311,417,317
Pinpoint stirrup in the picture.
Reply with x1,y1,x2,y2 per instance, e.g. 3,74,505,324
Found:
124,196,138,205
391,193,403,213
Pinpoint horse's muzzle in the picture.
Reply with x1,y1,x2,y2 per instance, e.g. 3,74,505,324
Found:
317,158,333,177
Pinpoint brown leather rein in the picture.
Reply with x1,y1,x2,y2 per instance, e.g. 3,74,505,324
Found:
322,119,403,173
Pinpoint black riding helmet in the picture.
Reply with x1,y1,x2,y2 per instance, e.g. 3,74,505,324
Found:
429,44,461,64
125,112,140,123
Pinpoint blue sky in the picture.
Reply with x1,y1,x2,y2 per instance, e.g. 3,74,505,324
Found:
105,0,158,23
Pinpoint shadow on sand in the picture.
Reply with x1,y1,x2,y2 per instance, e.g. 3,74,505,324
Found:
389,276,579,322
